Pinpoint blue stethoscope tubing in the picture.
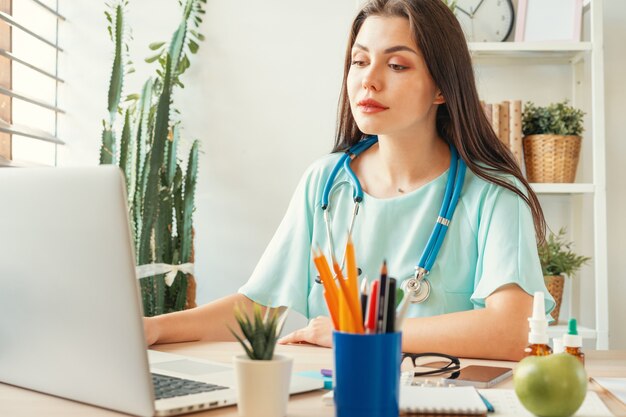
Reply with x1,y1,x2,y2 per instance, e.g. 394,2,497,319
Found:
320,135,466,303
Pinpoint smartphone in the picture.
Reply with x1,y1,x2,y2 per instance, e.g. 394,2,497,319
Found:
442,365,513,388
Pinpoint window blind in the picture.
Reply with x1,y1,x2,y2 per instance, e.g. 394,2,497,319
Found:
0,0,64,167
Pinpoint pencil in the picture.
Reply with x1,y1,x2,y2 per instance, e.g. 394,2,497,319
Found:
345,235,363,326
332,261,361,333
312,249,340,330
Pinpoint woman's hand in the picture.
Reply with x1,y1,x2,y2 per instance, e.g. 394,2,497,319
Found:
278,316,333,348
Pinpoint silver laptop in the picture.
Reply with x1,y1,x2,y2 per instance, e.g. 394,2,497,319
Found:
0,166,322,417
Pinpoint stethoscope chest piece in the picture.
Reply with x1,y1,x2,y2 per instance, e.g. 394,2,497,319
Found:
401,276,431,303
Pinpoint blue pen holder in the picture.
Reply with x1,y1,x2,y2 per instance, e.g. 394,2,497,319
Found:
333,331,402,417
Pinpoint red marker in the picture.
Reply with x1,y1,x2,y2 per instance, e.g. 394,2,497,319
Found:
365,280,379,333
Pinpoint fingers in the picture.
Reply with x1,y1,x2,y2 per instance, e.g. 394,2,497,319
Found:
277,316,333,347
278,329,304,345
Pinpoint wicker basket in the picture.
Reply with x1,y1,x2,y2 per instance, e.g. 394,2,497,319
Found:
523,134,582,183
544,275,565,325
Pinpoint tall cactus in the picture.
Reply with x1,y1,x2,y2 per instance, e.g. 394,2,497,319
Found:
100,0,206,316
100,2,125,164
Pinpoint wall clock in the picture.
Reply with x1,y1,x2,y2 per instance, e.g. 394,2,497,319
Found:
455,0,515,42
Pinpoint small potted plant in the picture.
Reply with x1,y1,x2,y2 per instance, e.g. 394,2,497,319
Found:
522,100,585,183
538,228,591,324
230,303,290,417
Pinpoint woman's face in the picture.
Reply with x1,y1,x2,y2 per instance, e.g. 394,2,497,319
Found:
347,16,444,137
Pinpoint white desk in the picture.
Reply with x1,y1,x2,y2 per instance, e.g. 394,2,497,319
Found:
1,343,625,416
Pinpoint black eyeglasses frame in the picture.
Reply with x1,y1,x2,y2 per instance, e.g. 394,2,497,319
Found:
401,351,461,377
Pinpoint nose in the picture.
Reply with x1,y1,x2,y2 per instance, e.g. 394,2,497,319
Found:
361,66,381,91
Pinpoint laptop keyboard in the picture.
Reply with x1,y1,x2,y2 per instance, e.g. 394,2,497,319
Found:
152,373,228,400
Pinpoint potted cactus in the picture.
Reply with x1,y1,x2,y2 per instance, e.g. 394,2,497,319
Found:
538,228,590,324
522,101,585,183
100,0,206,316
230,303,291,417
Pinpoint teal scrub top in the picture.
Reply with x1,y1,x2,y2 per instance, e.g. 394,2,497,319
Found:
239,153,555,319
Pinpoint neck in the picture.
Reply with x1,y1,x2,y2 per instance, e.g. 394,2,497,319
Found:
375,131,450,188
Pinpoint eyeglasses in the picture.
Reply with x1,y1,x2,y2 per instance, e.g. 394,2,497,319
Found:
401,352,461,377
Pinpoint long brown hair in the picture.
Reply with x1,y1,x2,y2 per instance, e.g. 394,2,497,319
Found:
333,0,546,242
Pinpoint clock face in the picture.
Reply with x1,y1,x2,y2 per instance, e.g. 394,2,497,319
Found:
455,0,515,42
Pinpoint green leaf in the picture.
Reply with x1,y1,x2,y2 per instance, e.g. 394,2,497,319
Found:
188,39,199,54
145,53,162,63
149,41,166,51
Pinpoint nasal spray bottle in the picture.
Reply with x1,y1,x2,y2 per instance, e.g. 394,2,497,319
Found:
563,318,585,365
524,291,553,357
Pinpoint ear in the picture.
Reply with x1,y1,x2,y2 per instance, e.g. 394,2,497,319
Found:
433,90,445,105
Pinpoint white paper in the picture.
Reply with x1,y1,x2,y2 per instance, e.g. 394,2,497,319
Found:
478,389,613,417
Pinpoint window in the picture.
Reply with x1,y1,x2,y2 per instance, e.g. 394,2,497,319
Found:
0,0,63,167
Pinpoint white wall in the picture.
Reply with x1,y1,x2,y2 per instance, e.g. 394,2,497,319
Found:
603,0,626,349
57,1,626,346
58,0,357,331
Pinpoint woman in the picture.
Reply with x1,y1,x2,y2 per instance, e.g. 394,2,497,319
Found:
145,0,553,361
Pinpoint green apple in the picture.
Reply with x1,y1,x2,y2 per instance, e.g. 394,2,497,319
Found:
514,353,587,417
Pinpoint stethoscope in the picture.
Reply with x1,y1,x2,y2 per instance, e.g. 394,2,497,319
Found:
319,135,466,304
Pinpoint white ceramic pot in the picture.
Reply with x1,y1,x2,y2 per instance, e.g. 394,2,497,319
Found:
233,354,293,417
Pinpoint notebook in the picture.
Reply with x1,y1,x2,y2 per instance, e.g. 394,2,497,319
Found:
0,166,323,417
400,386,487,415
478,389,613,417
323,385,487,415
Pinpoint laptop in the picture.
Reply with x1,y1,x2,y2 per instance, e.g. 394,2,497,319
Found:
0,166,323,416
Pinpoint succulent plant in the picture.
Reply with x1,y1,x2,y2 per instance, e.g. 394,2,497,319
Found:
230,304,288,361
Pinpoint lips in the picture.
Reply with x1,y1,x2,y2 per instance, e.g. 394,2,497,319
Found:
357,98,389,113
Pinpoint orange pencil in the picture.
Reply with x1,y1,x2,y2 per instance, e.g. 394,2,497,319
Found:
332,261,364,334
345,235,363,324
312,250,340,329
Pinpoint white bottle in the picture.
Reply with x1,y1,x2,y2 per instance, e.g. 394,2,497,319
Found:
524,291,553,356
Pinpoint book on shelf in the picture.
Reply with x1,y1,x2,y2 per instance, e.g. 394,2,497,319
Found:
481,99,525,170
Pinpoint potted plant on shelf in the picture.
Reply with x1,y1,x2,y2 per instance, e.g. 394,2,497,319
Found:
522,100,585,183
538,228,591,324
230,304,290,417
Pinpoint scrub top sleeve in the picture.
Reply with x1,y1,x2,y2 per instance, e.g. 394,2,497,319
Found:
238,166,317,318
470,183,555,314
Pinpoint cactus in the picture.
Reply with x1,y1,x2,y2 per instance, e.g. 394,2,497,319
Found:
100,0,205,316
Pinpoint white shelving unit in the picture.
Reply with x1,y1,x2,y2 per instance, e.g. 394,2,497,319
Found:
469,1,608,349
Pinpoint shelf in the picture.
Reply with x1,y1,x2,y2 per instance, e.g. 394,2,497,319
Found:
531,183,594,194
469,42,592,61
547,323,597,339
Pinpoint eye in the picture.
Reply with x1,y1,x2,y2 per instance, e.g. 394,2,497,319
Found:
351,60,368,67
389,63,408,71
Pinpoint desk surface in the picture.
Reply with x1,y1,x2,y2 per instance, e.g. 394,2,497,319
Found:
1,343,625,416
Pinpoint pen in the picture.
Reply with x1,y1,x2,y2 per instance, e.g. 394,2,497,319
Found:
478,393,495,413
385,277,396,333
360,277,368,324
376,260,388,334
